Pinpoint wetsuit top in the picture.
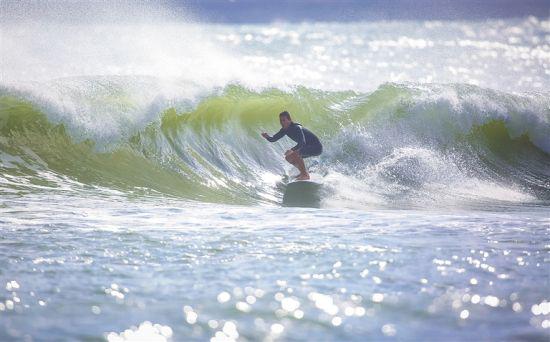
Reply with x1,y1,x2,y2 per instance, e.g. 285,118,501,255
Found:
266,122,321,152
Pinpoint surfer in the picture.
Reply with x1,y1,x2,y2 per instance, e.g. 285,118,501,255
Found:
261,111,322,180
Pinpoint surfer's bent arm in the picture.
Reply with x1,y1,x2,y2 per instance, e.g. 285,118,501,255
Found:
290,125,306,152
264,129,285,142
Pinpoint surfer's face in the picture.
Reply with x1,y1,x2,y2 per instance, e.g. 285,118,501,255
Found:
280,116,291,129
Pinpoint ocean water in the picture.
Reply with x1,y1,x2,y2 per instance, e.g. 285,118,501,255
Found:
1,3,550,341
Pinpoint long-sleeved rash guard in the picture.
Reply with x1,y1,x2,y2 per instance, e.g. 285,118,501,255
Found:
266,122,321,152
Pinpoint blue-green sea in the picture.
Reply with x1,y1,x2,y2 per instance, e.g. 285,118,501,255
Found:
1,3,549,341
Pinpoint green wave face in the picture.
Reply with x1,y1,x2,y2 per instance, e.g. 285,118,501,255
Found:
0,96,220,200
1,81,549,207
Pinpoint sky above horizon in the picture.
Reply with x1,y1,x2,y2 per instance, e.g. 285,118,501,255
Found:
1,0,549,24
183,0,550,23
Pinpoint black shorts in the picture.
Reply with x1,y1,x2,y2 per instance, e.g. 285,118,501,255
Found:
299,143,322,158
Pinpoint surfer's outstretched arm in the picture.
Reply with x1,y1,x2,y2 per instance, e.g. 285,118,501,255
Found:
262,129,285,142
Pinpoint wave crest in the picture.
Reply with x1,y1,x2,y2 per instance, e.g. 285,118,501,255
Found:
1,80,549,207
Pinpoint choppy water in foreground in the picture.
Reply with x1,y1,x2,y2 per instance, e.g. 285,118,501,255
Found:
1,193,549,341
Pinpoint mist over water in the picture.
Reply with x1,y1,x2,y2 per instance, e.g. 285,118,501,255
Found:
2,7,549,91
1,1,549,341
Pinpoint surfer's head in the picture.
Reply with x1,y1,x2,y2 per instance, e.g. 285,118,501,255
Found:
279,111,292,129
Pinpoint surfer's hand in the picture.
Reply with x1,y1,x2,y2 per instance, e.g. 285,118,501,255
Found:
261,132,269,139
284,150,293,156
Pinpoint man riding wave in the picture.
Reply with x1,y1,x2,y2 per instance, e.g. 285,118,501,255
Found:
261,111,322,180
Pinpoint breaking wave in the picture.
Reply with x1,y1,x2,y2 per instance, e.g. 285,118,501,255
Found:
1,78,549,208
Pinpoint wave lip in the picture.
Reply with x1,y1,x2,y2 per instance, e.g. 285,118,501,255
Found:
1,80,549,208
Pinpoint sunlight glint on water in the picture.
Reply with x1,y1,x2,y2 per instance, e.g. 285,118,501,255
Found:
0,2,549,341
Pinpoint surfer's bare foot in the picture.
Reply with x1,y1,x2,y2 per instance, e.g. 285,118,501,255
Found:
296,173,310,181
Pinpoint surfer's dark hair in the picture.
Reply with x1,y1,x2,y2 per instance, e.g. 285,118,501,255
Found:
279,111,291,120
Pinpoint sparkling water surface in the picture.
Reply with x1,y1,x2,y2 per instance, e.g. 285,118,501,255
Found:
1,193,548,341
1,5,549,341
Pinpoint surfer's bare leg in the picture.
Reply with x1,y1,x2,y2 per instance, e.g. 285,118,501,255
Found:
286,151,309,180
295,155,309,180
285,152,299,170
